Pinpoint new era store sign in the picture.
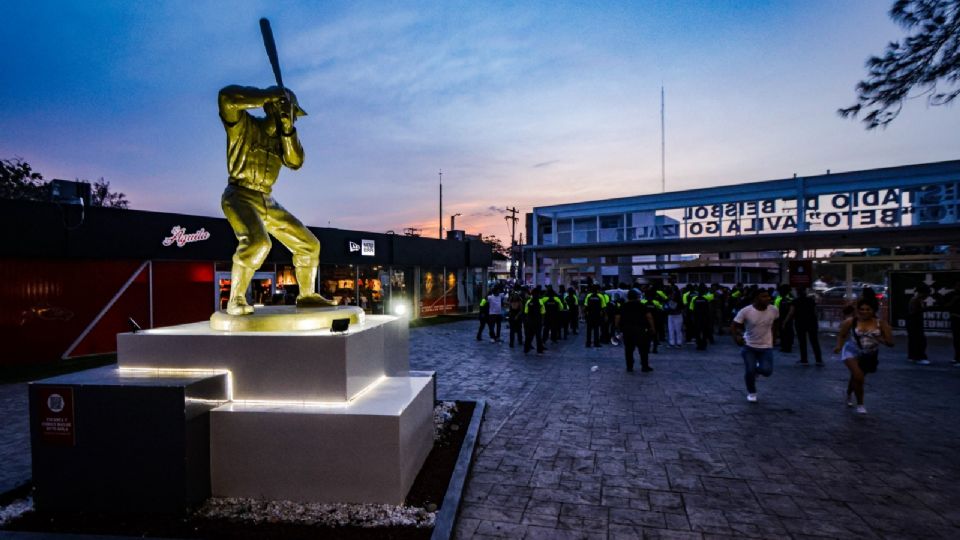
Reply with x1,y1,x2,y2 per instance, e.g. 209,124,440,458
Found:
348,239,375,256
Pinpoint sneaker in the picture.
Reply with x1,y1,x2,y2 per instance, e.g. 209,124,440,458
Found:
917,359,931,366
490,338,497,343
747,393,758,403
796,360,810,366
856,405,867,414
641,366,654,373
846,393,854,407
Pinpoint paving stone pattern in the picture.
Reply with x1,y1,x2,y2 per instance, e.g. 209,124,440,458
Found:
411,322,960,539
1,323,958,539
0,383,29,495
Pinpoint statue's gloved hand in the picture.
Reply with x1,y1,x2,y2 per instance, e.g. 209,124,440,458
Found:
277,90,296,132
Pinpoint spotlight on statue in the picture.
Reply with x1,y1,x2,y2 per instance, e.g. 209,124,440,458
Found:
330,318,350,333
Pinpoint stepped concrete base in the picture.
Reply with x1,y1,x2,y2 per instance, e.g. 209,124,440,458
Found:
117,315,409,401
210,376,434,505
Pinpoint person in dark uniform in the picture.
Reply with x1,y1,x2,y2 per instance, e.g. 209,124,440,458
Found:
775,284,796,353
790,286,823,365
564,287,580,336
691,285,711,350
616,289,656,372
524,287,546,354
476,295,489,341
507,291,524,348
583,285,606,348
906,283,930,364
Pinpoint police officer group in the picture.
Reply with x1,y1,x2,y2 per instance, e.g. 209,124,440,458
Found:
475,281,814,372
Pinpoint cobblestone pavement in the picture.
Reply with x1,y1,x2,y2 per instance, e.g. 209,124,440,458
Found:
0,383,29,495
410,321,960,539
2,323,959,539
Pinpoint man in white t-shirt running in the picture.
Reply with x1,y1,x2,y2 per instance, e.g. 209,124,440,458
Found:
731,289,779,402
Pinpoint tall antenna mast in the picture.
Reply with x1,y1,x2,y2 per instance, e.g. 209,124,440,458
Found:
661,85,665,193
438,169,443,240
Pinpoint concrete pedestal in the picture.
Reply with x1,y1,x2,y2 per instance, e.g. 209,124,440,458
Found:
30,312,432,510
210,376,434,504
118,315,409,401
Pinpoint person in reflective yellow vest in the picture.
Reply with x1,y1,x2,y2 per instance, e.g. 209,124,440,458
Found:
601,290,615,343
654,286,670,348
523,287,547,354
476,297,489,341
542,286,566,344
682,285,696,342
583,285,608,348
691,285,712,350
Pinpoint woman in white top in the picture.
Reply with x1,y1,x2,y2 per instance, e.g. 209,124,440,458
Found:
834,299,894,414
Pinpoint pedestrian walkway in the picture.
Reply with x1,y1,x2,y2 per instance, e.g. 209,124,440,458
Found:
411,322,960,539
2,324,959,539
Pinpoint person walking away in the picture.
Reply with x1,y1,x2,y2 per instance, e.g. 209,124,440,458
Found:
600,289,614,343
564,287,580,336
791,286,823,365
583,285,606,348
524,287,546,354
834,298,894,414
486,286,504,342
691,285,711,351
731,289,779,402
476,295,489,341
907,284,930,365
617,289,656,372
666,290,684,348
775,284,796,353
507,292,524,348
606,293,623,345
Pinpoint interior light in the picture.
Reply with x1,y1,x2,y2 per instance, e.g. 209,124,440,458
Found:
393,303,408,316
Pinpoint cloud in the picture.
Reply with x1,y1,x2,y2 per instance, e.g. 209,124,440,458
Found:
468,205,507,218
533,160,560,169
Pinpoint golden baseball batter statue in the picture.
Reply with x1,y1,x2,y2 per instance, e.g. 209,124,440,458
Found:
218,84,335,315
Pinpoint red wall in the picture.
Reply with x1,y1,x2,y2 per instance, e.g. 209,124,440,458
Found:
1,259,215,366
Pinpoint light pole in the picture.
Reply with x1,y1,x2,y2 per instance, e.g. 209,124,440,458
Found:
450,213,462,232
438,170,443,239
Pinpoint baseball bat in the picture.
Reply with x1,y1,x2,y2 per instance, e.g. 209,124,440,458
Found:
259,18,284,91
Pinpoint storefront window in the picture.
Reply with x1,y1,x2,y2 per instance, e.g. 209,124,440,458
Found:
420,266,458,316
319,264,358,306
387,266,415,316
357,265,384,314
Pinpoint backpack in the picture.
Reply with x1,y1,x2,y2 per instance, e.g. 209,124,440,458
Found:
585,294,603,316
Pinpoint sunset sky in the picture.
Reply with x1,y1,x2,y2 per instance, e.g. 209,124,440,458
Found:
3,0,957,242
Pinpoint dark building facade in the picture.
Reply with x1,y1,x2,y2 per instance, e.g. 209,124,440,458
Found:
2,199,492,366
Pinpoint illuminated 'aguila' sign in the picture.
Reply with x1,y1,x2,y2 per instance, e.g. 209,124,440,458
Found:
162,226,211,247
